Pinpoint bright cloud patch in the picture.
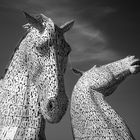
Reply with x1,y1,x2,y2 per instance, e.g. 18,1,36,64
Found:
66,23,119,63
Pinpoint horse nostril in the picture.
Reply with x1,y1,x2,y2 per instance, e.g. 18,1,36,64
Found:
47,99,55,111
131,59,140,66
49,102,53,109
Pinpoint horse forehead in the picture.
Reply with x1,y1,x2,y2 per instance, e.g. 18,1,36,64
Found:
34,18,55,37
28,25,54,44
43,18,55,31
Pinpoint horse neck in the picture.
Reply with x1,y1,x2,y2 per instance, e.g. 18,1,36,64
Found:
71,86,133,139
90,90,134,139
3,40,28,92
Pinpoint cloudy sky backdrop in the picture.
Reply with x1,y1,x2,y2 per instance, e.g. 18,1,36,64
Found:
0,0,140,139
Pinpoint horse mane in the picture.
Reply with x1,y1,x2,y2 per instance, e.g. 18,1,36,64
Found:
3,32,28,77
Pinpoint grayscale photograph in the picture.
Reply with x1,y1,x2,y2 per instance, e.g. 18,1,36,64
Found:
0,0,140,140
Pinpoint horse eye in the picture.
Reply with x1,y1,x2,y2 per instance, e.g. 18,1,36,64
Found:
65,46,71,56
66,49,70,55
36,44,49,55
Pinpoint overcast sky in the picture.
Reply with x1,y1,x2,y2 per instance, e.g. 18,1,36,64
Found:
0,0,140,139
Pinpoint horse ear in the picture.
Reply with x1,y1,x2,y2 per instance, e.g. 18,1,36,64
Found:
60,20,74,33
23,12,44,32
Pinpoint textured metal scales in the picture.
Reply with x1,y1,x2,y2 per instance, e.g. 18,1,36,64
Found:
70,56,140,140
0,12,74,140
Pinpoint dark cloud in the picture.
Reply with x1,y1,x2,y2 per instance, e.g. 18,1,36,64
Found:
0,0,139,62
0,0,120,63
